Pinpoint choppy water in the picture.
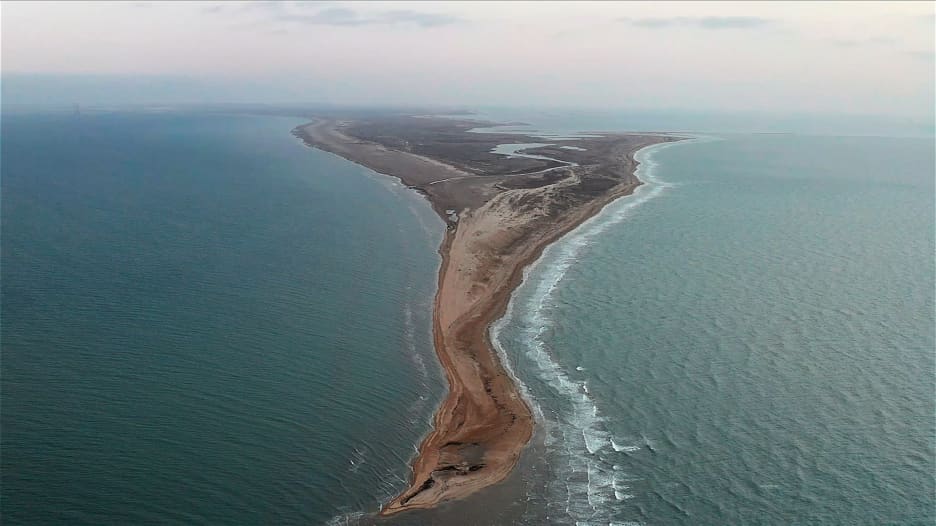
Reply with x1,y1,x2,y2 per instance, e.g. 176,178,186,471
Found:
494,130,935,525
1,112,445,525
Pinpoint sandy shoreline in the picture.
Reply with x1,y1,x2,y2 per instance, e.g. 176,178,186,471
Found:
294,116,676,517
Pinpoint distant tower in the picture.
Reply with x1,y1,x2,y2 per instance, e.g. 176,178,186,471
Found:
73,103,81,116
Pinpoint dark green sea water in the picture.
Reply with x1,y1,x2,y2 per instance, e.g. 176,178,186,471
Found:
2,110,934,525
1,112,444,524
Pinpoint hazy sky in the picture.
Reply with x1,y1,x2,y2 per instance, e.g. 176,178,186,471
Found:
2,1,934,117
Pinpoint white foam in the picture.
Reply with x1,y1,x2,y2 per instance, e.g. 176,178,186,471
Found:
611,439,641,453
583,427,608,454
324,511,368,526
613,473,634,502
487,136,705,524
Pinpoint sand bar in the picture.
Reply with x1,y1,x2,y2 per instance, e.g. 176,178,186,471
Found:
294,115,678,515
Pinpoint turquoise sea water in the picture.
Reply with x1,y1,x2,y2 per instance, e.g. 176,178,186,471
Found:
1,112,444,524
493,130,935,524
3,109,934,525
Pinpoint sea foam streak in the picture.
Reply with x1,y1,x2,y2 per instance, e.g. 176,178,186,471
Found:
491,137,700,525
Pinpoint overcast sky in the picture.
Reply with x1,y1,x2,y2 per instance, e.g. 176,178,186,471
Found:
2,1,933,118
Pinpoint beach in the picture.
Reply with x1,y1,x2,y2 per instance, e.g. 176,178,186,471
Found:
294,116,675,515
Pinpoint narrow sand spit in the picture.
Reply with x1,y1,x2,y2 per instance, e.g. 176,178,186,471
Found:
294,116,678,515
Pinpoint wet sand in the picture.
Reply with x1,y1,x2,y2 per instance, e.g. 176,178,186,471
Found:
294,116,677,518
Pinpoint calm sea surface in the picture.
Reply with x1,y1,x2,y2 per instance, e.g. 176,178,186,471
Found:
2,112,444,524
3,110,934,525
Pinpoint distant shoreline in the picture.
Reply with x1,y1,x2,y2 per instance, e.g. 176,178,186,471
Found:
294,116,679,516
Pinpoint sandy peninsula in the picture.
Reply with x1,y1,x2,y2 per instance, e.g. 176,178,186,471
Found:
293,115,677,516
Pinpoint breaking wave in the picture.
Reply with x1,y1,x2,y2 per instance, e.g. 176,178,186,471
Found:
490,138,698,525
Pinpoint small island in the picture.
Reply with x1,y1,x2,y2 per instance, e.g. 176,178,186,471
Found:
294,114,679,515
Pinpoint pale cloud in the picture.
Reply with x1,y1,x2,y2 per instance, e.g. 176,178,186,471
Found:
200,4,226,14
272,7,461,27
0,1,932,118
618,16,775,29
201,2,461,28
827,36,897,47
906,50,935,62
